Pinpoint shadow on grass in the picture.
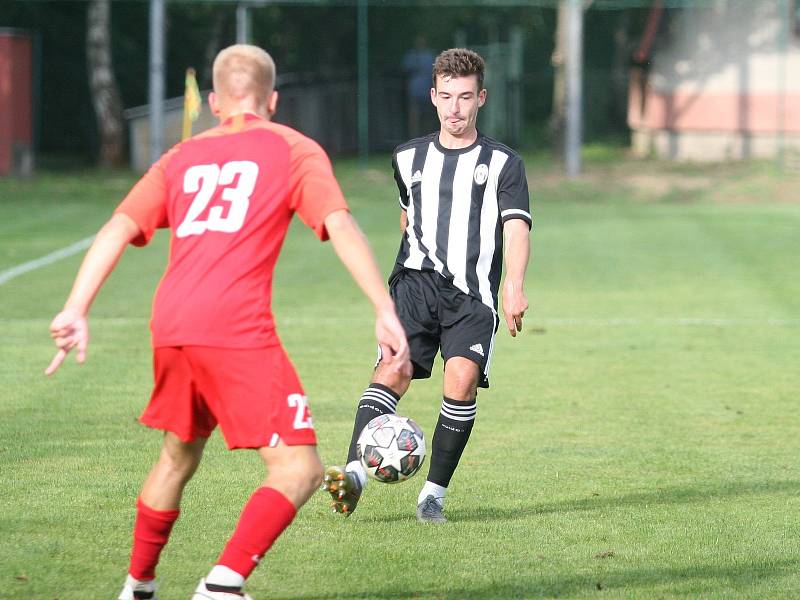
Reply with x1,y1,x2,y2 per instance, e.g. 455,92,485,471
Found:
352,479,800,524
268,558,799,599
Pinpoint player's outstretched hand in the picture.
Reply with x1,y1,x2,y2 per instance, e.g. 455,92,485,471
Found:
502,281,528,338
45,308,89,375
375,305,411,376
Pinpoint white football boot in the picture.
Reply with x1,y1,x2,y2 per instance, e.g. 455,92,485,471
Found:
191,578,253,600
416,494,447,524
117,574,158,600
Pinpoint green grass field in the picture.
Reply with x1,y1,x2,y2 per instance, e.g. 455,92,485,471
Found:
1,154,799,599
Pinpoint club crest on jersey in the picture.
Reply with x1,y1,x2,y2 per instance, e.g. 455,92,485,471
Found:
410,170,423,183
473,164,489,185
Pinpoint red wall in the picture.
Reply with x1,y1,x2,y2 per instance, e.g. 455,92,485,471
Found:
630,88,800,134
0,32,32,175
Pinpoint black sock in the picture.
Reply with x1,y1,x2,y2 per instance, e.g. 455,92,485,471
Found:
346,383,400,464
204,582,243,596
427,397,477,487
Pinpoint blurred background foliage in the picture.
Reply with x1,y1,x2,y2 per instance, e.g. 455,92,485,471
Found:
4,1,653,163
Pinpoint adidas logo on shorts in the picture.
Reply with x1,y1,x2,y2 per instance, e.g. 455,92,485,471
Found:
469,343,484,357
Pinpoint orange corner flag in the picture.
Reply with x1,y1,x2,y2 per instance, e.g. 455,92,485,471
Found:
182,68,202,140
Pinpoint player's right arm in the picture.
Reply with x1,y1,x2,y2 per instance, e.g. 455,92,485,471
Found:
45,150,168,376
45,213,142,375
324,209,410,375
393,153,409,233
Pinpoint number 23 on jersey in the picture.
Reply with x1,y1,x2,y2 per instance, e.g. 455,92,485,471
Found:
176,160,259,238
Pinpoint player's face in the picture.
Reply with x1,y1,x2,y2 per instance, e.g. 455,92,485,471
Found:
431,74,486,139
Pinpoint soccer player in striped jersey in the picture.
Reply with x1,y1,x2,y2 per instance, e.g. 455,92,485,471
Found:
324,48,531,523
45,44,408,600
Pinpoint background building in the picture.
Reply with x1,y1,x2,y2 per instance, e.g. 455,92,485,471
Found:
629,1,800,161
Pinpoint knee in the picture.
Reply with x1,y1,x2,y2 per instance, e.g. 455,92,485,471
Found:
444,359,479,400
159,455,196,483
373,362,412,397
158,449,202,483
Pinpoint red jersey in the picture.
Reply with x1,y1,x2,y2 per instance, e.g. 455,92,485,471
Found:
115,114,348,348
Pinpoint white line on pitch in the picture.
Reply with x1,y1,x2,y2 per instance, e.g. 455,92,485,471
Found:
1,315,797,327
0,236,95,286
274,316,800,327
536,317,800,326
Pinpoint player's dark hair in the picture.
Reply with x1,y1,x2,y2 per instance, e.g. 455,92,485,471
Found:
432,48,485,90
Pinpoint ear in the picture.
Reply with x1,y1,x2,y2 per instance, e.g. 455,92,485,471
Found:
430,87,436,106
478,88,487,108
209,92,221,116
267,91,279,117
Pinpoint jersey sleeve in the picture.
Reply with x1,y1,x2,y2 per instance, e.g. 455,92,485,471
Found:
114,153,171,246
287,135,349,241
497,154,532,229
392,154,409,211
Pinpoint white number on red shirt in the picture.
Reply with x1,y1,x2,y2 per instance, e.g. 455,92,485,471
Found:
287,394,313,430
176,161,258,238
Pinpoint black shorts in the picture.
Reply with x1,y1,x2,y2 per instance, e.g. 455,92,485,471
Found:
386,269,499,388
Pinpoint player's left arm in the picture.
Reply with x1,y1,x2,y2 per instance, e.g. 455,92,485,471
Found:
45,213,142,375
502,219,530,337
497,154,532,337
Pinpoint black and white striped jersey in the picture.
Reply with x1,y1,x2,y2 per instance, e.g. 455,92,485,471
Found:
389,131,531,311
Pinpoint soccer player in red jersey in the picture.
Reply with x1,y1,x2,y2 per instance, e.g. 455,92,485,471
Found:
45,44,410,600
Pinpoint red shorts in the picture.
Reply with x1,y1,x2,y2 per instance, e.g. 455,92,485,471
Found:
141,346,317,449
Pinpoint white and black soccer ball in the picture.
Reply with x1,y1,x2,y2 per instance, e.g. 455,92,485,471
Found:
356,414,426,483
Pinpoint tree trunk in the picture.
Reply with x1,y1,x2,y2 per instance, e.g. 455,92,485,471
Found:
200,8,230,89
550,0,593,156
611,10,632,130
87,0,124,167
548,1,569,156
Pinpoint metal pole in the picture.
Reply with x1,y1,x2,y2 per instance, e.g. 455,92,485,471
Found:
565,0,583,178
236,3,251,44
777,0,788,169
148,0,165,166
357,0,369,165
509,26,524,148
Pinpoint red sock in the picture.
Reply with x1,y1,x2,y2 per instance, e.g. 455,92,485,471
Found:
217,487,297,578
128,497,180,580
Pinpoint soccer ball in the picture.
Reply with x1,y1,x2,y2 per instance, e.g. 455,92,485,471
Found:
356,414,426,483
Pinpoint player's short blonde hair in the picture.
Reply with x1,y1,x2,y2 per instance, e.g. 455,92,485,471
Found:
212,44,276,103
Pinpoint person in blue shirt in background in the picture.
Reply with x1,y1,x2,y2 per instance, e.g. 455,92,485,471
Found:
403,36,437,138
